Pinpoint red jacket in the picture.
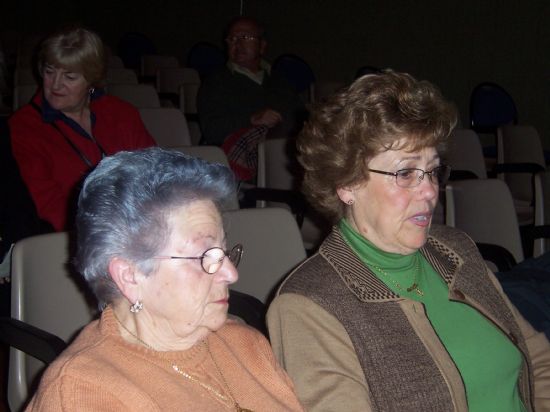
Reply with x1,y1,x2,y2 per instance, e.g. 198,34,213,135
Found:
9,91,156,231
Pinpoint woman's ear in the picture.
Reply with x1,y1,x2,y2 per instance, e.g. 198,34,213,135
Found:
109,257,140,303
337,187,354,205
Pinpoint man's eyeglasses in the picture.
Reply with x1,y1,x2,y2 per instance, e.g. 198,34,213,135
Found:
367,165,451,188
226,34,260,44
154,244,243,274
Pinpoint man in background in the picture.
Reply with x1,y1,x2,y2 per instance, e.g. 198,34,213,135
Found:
198,16,305,148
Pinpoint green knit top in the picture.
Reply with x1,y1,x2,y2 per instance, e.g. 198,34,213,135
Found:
339,218,526,411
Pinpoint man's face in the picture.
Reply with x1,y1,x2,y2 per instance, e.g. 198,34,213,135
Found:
226,19,266,72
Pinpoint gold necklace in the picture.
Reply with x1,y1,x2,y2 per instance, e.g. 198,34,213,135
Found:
113,312,252,411
113,310,157,349
172,342,253,412
368,255,424,296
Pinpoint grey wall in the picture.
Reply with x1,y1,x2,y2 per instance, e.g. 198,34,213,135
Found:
3,0,549,147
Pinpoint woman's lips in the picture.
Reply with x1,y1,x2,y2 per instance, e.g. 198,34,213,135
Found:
409,212,432,227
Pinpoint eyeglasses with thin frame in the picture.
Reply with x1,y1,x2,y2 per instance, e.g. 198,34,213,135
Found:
226,34,261,44
154,244,243,275
366,165,451,188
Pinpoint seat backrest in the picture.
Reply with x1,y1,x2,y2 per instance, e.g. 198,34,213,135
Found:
445,179,524,263
139,107,191,147
156,67,187,93
497,124,545,202
470,82,518,133
256,137,329,251
171,145,229,167
170,146,239,210
13,84,37,111
257,137,297,191
533,170,550,257
9,232,98,412
140,54,179,77
107,83,160,108
223,208,306,303
186,42,226,80
354,65,382,79
14,67,38,86
272,54,315,102
314,80,346,102
181,69,201,114
107,55,124,69
117,32,157,71
447,128,487,179
186,121,202,145
106,68,138,85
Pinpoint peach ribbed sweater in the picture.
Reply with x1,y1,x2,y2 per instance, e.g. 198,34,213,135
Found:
26,307,304,411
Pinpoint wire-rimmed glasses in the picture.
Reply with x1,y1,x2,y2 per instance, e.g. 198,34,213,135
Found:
225,34,260,44
367,165,451,188
154,244,243,274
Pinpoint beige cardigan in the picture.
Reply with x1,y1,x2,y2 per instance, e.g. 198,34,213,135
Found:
268,225,550,411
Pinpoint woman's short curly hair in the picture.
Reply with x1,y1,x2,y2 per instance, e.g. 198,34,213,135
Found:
298,70,457,222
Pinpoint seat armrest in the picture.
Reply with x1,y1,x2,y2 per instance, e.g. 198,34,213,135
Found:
0,317,67,364
476,243,517,272
228,290,267,337
493,162,545,175
449,170,479,181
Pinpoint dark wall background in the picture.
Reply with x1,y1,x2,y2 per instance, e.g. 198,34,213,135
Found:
3,0,549,147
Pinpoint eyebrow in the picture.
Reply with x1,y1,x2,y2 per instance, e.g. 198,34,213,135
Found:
44,65,77,74
396,153,440,167
187,231,226,246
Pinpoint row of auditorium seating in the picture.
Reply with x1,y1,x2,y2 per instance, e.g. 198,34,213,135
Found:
7,29,549,264
445,126,550,268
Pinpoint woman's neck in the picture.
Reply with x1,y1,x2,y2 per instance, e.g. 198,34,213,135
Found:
63,104,92,134
112,302,208,352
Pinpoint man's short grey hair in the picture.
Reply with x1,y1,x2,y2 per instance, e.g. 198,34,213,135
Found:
75,147,237,306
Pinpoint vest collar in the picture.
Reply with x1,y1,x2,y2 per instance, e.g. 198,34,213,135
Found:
319,225,462,302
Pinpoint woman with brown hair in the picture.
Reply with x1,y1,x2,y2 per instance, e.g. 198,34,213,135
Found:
267,71,550,411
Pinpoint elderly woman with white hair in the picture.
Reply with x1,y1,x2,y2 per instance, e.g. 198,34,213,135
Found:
26,147,304,411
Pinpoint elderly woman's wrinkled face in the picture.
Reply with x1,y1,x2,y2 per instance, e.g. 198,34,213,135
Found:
139,200,238,344
339,144,440,255
42,63,90,114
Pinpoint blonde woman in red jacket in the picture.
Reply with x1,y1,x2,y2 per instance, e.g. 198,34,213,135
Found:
9,26,155,231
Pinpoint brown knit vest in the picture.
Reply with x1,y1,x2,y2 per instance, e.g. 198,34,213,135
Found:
279,225,534,411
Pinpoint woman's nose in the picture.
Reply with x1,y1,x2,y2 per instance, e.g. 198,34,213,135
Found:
51,73,63,89
217,258,239,285
418,174,438,199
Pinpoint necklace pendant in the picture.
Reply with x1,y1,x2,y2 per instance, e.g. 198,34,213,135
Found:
407,283,424,296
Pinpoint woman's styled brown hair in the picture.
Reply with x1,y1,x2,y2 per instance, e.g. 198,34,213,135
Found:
38,26,106,87
298,70,457,222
